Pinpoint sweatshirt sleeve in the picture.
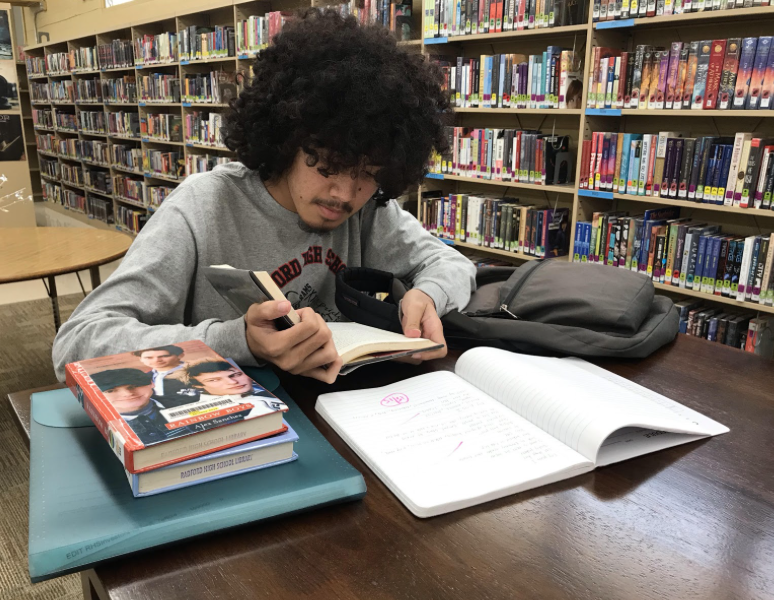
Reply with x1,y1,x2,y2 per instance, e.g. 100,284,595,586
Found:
51,199,257,382
359,200,477,316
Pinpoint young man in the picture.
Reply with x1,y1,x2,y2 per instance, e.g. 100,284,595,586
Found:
134,345,199,406
184,360,287,419
52,9,476,384
90,368,194,445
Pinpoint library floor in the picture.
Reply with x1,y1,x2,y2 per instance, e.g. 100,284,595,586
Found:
0,293,82,599
0,262,119,600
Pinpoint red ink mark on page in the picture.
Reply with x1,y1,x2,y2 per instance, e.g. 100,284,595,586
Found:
448,442,463,457
381,393,409,407
400,412,420,426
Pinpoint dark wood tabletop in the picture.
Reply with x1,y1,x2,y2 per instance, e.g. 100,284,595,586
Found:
7,335,774,600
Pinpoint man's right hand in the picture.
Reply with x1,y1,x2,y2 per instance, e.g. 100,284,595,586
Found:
244,301,342,384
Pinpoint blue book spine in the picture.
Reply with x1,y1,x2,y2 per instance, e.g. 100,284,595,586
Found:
724,239,738,296
619,133,632,194
707,318,719,342
692,235,709,290
583,223,591,261
747,36,772,109
703,145,719,204
717,145,734,206
746,236,762,300
709,145,726,204
705,236,722,294
573,221,582,261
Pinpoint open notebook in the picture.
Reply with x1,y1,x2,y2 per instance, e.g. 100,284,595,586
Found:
316,347,729,518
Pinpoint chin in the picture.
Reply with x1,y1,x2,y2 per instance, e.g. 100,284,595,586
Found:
297,215,342,234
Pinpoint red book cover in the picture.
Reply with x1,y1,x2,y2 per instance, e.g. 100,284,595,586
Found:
65,340,289,473
617,52,629,107
704,39,727,109
646,134,658,194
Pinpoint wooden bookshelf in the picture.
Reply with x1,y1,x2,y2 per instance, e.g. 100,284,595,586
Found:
454,108,583,115
654,282,774,316
595,5,774,29
612,192,774,218
421,0,774,321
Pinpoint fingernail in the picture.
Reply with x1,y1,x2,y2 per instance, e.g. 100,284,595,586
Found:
278,301,291,313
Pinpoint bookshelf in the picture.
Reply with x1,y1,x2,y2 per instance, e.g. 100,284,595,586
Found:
22,0,774,318
417,1,774,321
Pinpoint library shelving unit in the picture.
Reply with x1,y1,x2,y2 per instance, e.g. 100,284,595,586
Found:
23,0,426,236
419,2,774,318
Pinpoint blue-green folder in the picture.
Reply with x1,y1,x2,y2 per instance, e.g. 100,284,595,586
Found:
28,367,366,582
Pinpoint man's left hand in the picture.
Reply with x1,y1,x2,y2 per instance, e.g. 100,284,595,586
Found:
399,289,447,362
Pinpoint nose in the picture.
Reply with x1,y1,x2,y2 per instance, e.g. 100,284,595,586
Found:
329,175,360,205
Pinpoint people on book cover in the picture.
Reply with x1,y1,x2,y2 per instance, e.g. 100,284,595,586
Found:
52,9,477,386
184,360,288,419
90,369,196,445
133,344,200,407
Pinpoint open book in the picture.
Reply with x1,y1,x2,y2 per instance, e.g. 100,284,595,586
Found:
316,347,729,517
203,265,443,375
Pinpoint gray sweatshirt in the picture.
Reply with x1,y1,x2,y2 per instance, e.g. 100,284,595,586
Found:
52,162,477,381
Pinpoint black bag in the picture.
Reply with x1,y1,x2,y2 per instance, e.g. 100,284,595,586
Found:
335,261,679,359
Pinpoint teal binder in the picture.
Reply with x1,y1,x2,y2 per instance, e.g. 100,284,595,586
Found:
28,367,366,582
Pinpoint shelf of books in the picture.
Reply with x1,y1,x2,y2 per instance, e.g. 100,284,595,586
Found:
419,0,774,349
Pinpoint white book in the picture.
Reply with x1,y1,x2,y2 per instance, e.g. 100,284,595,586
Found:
724,133,751,206
316,348,728,518
638,134,652,195
737,236,756,300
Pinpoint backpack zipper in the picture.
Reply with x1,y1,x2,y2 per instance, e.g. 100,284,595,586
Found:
498,259,551,319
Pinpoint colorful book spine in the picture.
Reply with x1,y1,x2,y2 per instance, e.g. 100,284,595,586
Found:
719,38,741,110
691,41,712,110
747,36,772,109
734,37,759,109
704,40,727,110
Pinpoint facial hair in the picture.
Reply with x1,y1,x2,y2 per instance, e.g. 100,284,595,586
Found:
295,198,353,234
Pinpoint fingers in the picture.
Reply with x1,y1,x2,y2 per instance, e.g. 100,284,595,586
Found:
245,300,292,325
301,356,343,384
401,299,425,338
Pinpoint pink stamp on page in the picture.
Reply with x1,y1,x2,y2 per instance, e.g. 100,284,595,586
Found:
381,393,409,407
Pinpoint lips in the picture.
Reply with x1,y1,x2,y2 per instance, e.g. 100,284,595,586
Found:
317,203,344,220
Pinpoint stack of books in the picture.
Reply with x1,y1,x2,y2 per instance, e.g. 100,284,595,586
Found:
65,340,298,497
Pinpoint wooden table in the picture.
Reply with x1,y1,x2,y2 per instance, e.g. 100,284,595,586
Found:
0,227,131,330
7,335,774,600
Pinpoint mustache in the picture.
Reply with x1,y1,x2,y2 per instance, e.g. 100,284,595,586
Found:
312,198,353,215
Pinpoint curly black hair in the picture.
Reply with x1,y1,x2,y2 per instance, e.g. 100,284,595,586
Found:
222,8,450,205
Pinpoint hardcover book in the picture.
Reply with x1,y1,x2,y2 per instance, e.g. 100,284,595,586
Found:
734,37,759,109
691,41,712,110
718,38,741,110
65,340,290,473
703,39,727,110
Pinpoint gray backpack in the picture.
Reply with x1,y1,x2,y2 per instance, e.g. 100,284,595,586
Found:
441,260,679,358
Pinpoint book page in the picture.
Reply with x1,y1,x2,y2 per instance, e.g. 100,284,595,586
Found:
454,348,727,465
316,371,592,518
327,322,436,360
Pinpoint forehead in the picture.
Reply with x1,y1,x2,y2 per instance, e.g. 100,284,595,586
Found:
141,350,173,357
199,369,242,379
105,383,145,392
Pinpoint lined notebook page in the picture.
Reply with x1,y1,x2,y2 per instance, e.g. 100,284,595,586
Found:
455,348,723,463
316,371,591,518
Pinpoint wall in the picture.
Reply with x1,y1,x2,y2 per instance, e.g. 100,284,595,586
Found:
24,0,238,46
0,2,33,228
